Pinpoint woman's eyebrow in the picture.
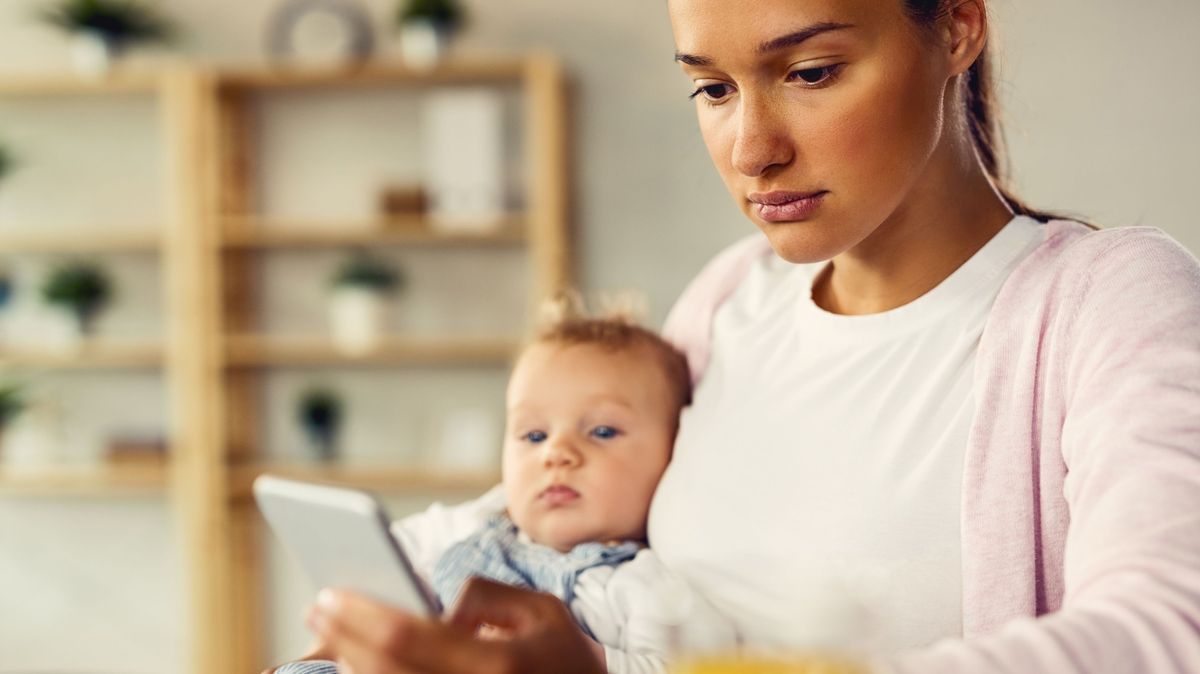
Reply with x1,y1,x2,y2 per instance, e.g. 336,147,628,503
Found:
759,22,855,54
674,21,855,66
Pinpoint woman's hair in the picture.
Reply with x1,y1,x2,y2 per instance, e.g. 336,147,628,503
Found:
903,0,1091,227
532,292,693,411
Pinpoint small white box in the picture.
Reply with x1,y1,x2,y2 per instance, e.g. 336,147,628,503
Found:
421,87,508,232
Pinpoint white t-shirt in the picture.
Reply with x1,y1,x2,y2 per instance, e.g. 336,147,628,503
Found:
648,215,1046,657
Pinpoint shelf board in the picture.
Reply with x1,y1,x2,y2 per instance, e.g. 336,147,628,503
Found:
0,343,165,370
224,335,519,368
231,462,498,497
0,72,162,96
216,59,527,90
220,217,525,249
0,230,162,253
0,463,168,496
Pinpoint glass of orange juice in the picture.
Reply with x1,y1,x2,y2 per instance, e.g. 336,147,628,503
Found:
669,654,865,674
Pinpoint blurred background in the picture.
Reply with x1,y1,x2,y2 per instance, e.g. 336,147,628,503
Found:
0,0,1196,672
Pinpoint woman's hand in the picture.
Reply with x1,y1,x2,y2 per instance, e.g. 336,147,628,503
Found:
307,577,607,674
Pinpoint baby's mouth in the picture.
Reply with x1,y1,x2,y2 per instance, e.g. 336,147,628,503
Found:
539,484,580,506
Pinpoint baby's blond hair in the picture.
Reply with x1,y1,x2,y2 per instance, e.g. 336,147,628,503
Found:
530,291,692,412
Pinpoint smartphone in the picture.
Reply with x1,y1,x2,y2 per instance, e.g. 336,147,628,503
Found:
253,474,440,616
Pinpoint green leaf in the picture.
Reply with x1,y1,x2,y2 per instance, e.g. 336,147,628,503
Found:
330,250,403,293
397,0,463,29
40,261,113,315
37,0,176,46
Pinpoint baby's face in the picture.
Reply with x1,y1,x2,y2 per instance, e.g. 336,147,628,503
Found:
502,342,679,552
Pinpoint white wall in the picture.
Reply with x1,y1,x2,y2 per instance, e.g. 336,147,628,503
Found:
0,0,1197,672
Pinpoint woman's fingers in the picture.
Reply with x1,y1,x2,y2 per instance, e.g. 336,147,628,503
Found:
448,578,607,674
309,589,504,674
446,576,562,633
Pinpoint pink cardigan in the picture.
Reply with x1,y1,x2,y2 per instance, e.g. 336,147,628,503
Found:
661,220,1200,672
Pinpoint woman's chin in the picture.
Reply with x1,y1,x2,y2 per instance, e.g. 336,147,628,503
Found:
755,221,848,265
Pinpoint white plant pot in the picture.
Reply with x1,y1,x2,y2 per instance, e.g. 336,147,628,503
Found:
399,21,449,71
70,31,118,79
330,288,388,356
42,309,86,356
0,402,64,469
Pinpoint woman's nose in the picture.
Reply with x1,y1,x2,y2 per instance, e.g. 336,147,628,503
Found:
542,437,581,468
731,94,794,178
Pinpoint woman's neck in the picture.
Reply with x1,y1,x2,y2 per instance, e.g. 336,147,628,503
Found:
813,148,1015,316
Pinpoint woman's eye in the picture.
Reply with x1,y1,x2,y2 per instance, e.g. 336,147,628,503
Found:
689,83,733,103
523,430,547,443
590,426,620,440
788,65,842,88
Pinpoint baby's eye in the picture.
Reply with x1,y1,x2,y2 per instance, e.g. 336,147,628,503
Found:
522,430,547,443
590,426,620,440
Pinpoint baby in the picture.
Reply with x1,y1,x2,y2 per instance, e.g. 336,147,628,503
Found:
274,306,736,674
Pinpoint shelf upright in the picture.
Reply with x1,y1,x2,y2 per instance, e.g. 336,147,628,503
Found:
161,66,250,674
525,52,572,306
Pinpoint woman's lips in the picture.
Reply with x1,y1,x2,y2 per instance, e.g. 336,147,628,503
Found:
749,190,828,223
539,485,580,506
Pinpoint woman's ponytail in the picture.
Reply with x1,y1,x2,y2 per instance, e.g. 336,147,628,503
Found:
907,0,1092,227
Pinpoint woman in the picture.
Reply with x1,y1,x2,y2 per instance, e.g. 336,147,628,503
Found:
302,0,1200,671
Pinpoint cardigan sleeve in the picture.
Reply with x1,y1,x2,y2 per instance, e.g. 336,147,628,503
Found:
661,233,771,383
878,229,1200,673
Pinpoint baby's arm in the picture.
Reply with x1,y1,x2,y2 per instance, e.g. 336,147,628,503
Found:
573,549,739,674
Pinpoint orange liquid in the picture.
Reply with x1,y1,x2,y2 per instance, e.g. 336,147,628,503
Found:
670,655,863,674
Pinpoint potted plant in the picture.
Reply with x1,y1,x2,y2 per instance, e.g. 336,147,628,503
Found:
0,140,14,187
396,0,464,70
328,250,402,356
41,261,113,343
38,0,175,78
296,386,343,461
0,268,12,311
0,382,26,456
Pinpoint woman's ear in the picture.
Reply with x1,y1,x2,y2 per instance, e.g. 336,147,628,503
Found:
942,0,989,76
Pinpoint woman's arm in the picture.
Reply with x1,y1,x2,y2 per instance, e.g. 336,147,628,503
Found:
878,229,1200,673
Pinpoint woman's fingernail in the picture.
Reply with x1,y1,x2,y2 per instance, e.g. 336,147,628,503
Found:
317,589,338,609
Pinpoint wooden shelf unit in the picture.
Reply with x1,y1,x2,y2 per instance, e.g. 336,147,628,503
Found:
0,342,165,370
215,60,527,91
218,215,526,249
0,56,569,674
0,463,168,496
0,230,162,253
229,461,500,498
195,55,566,674
0,71,163,97
224,334,519,368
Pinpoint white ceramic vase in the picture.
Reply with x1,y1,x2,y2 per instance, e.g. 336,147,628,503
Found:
399,20,448,71
330,287,387,356
70,31,119,79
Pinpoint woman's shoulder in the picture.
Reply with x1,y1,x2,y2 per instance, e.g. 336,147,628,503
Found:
989,219,1200,352
1007,219,1200,300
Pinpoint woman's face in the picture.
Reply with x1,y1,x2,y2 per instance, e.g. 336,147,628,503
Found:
668,0,955,263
